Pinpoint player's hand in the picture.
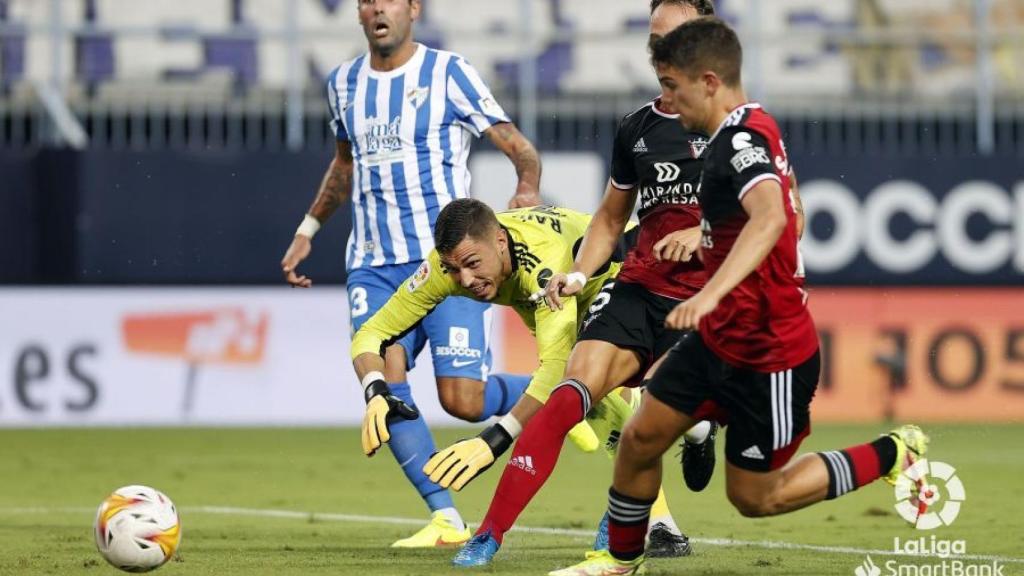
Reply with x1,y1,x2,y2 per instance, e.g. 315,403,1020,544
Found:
423,437,495,491
281,235,313,288
665,290,720,331
652,227,701,262
361,380,420,457
537,272,585,311
507,186,542,209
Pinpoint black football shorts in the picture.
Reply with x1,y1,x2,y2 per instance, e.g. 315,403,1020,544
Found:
646,331,821,472
577,280,687,374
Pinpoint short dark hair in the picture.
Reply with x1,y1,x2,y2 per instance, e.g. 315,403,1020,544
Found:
650,0,715,16
650,17,742,87
434,198,500,255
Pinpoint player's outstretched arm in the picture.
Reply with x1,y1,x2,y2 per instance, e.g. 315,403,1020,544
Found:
351,255,457,455
281,140,353,287
542,180,635,310
423,378,549,490
486,122,543,208
359,370,420,457
665,180,787,331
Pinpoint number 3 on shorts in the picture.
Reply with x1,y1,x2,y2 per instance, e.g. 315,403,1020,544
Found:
350,286,369,317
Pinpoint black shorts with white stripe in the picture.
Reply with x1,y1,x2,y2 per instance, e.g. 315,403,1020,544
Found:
645,332,821,472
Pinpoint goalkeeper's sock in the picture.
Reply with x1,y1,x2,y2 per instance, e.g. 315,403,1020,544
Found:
436,507,465,530
648,488,680,535
476,380,590,543
479,374,530,421
818,437,897,500
385,382,460,523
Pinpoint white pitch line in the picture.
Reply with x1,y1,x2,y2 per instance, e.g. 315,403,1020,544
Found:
3,505,1022,565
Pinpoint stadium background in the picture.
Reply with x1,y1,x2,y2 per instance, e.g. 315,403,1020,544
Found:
2,0,1022,427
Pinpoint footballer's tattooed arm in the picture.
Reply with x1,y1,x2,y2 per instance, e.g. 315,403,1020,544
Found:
309,140,354,222
281,141,353,287
486,122,542,208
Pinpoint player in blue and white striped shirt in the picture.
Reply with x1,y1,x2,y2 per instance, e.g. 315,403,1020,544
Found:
280,0,542,548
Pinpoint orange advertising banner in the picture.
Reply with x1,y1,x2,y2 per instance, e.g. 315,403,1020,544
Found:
497,288,1024,423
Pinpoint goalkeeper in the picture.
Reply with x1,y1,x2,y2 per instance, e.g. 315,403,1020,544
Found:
352,199,695,554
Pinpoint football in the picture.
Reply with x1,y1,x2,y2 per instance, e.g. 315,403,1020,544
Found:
94,485,181,572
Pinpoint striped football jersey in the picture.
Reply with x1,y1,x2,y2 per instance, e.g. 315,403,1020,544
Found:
327,43,510,270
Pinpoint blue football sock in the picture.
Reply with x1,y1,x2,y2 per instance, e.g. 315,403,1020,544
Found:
479,373,531,421
385,382,454,513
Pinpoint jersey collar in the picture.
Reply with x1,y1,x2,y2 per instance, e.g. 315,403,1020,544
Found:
707,102,762,143
365,43,426,78
649,98,679,119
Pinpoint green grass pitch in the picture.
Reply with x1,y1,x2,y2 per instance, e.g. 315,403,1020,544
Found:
1,424,1021,575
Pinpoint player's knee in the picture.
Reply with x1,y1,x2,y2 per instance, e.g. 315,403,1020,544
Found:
436,377,485,422
618,420,663,464
726,485,779,518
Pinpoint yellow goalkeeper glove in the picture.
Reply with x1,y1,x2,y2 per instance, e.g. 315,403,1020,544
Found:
361,380,419,457
423,423,514,491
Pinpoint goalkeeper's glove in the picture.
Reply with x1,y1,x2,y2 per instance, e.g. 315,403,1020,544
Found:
361,379,419,457
423,423,514,491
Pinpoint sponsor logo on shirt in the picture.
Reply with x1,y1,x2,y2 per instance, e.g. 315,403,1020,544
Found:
363,116,403,166
730,146,771,173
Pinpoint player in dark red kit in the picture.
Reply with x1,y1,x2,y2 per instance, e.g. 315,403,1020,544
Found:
434,2,718,568
551,17,930,576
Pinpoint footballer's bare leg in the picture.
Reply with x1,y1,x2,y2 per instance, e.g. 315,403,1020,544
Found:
643,349,718,492
723,424,928,518
436,377,486,421
606,393,694,562
381,344,408,382
724,457,829,517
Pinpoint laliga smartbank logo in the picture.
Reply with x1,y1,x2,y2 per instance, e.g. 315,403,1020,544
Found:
854,460,1003,576
894,459,965,530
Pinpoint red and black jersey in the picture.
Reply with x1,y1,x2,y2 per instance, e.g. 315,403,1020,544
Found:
698,103,818,372
609,99,707,300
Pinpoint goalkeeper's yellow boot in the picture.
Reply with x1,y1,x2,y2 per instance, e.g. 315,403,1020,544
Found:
882,424,930,486
390,511,470,548
568,420,600,453
548,549,646,576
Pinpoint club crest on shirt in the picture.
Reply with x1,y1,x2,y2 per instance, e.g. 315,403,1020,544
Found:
407,86,429,109
689,137,709,158
407,261,431,293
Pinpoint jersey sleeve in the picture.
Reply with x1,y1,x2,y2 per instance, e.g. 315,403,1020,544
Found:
521,297,578,401
350,252,456,360
326,64,349,142
609,114,637,190
710,126,781,200
445,57,511,137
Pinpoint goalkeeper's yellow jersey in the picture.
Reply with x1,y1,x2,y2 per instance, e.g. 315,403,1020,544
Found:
350,205,623,402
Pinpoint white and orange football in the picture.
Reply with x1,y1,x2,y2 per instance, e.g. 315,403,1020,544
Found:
94,485,181,572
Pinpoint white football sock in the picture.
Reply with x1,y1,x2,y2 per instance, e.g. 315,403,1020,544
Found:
648,514,682,536
436,507,466,530
683,420,712,444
